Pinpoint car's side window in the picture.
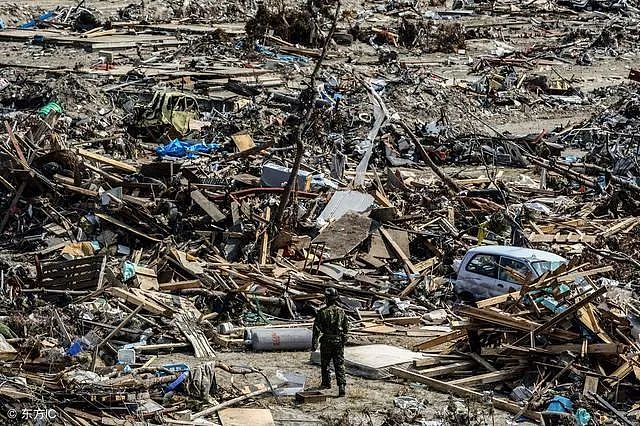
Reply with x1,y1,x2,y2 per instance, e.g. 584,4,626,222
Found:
499,257,529,284
465,254,499,279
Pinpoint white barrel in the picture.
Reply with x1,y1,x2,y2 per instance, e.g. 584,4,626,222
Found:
249,328,313,351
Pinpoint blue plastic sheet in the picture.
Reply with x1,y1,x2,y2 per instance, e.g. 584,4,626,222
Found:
547,396,573,413
156,139,220,158
18,11,55,30
255,43,309,63
66,340,82,356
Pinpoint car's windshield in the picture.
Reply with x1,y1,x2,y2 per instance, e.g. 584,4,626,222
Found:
531,260,565,276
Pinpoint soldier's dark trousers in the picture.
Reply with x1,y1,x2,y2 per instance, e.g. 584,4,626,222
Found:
320,340,346,387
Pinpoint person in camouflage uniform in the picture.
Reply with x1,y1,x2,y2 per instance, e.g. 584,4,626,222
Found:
312,287,349,397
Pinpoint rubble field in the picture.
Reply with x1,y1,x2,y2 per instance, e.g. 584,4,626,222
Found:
1,0,640,425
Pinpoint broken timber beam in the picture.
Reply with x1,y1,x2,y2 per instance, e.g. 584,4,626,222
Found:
390,367,541,422
415,330,466,351
380,227,418,275
447,367,526,386
455,305,579,341
77,148,137,173
191,189,226,222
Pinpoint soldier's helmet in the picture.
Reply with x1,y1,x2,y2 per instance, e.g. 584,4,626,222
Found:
324,287,339,302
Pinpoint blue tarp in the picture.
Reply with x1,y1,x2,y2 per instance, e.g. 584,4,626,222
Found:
255,43,309,63
156,139,220,158
547,396,573,413
18,11,55,30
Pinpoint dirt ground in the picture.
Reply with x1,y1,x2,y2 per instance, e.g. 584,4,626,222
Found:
153,345,528,426
142,330,535,425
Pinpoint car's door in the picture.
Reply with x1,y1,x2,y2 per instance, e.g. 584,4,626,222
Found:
497,256,532,295
462,253,500,299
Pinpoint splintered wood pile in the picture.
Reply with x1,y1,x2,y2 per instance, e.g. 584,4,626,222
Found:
395,262,639,424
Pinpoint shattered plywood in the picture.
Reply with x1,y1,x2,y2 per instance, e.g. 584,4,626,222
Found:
313,212,372,257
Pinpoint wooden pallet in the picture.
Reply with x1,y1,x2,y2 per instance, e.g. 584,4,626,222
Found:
36,255,106,290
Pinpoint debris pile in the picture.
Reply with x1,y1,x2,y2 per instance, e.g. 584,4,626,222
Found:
1,0,640,423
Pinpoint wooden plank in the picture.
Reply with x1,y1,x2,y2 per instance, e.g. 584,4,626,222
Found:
524,286,606,339
557,266,614,283
599,217,637,237
414,257,438,272
583,376,599,396
158,280,202,291
413,358,442,368
606,355,635,384
411,361,475,378
86,29,117,38
129,22,247,36
414,330,466,351
475,292,519,308
578,304,614,344
175,313,216,358
231,133,256,152
383,316,422,326
0,181,26,233
386,229,410,256
107,287,172,316
219,408,275,426
5,121,29,168
372,190,395,209
528,233,596,243
191,190,226,222
467,352,497,372
357,253,386,268
0,174,15,192
259,207,270,265
456,306,579,341
313,212,372,258
354,274,385,288
191,388,271,420
40,255,105,272
77,148,137,173
380,227,417,274
399,269,426,298
95,213,161,242
41,263,102,280
44,276,102,290
390,367,541,422
406,330,451,338
134,266,159,291
447,367,526,386
359,324,398,334
64,408,102,422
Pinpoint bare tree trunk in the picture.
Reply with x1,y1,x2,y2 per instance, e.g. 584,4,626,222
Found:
271,2,341,230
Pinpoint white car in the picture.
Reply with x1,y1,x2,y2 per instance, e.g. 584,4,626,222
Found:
454,246,567,301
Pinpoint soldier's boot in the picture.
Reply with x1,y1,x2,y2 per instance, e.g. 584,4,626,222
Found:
338,385,346,397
